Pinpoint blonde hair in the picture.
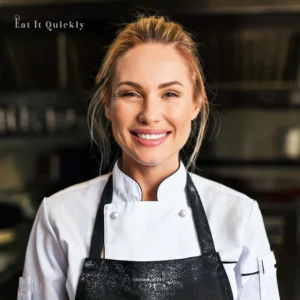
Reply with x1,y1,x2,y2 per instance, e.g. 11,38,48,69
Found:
88,15,209,174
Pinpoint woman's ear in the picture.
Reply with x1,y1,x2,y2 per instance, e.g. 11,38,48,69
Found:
191,99,201,121
104,100,111,120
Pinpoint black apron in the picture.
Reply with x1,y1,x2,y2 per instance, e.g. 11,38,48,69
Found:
75,173,234,300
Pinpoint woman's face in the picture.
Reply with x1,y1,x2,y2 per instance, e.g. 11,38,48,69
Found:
106,43,200,168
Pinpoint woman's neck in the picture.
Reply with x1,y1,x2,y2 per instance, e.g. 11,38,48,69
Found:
119,154,180,201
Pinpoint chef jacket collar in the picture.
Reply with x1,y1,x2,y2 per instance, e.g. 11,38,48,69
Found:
112,158,187,202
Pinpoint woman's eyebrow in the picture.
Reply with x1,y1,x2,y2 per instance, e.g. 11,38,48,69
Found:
116,81,184,89
158,81,184,89
117,81,142,89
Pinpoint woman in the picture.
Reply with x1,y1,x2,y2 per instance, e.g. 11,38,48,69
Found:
18,15,280,300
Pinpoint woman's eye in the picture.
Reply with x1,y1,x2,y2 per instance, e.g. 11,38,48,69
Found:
164,92,179,98
122,92,139,98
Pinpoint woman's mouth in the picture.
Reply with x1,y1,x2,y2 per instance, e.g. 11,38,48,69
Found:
132,132,167,140
130,131,171,146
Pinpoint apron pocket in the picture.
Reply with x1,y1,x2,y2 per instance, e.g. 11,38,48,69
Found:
257,251,280,300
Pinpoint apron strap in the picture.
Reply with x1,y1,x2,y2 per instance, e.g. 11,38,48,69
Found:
185,173,217,255
89,174,113,258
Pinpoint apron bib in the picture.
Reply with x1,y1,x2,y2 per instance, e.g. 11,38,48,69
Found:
75,173,234,300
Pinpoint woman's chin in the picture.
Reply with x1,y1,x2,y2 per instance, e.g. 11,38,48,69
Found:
128,152,176,168
134,157,164,167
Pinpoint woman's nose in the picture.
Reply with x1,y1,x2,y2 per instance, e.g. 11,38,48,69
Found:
137,98,161,124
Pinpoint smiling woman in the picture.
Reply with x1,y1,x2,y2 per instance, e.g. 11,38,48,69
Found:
18,14,280,300
105,43,202,188
88,17,209,176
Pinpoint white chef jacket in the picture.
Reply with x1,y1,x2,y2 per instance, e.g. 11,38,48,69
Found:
18,159,280,300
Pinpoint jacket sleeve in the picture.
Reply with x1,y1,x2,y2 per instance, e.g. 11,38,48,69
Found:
17,198,68,300
236,200,281,300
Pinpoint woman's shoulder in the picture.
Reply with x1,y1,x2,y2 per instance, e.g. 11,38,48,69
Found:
188,172,256,215
44,173,111,212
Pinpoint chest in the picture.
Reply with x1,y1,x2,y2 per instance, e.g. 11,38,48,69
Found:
62,198,241,300
103,201,200,261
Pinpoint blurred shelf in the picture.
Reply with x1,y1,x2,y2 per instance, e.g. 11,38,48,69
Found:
186,4,300,15
199,164,300,193
0,91,90,151
208,81,297,91
0,90,87,107
5,0,300,15
0,132,90,151
0,0,116,6
1,1,300,24
207,89,300,109
0,1,131,22
196,158,300,167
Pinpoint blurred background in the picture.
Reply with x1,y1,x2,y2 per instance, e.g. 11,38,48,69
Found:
0,0,300,299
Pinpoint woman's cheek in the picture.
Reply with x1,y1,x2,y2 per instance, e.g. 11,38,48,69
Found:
115,103,139,122
168,110,191,128
167,103,191,118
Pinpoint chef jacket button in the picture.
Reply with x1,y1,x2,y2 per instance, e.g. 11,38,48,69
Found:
178,209,187,217
110,212,119,219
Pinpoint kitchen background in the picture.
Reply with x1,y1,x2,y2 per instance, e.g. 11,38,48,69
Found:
0,0,300,299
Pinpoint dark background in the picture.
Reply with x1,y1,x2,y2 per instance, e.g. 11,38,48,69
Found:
0,0,300,299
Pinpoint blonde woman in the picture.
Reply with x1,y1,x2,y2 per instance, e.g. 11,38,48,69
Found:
18,15,280,300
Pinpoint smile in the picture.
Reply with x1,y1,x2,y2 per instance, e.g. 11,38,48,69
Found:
135,133,167,140
130,131,171,146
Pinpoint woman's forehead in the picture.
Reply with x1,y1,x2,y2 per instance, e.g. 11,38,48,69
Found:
113,44,192,87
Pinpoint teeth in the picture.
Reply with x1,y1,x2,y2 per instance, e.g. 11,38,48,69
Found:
137,133,167,140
